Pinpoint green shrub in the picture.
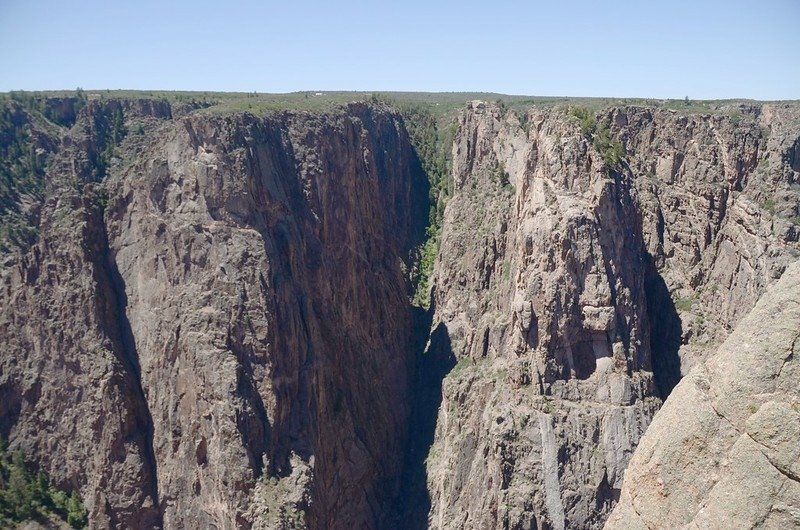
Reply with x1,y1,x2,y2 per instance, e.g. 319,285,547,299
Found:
491,160,511,189
398,102,456,308
449,357,474,378
674,297,695,312
0,438,88,528
570,107,597,138
90,106,127,180
570,107,625,172
0,105,46,212
593,123,626,172
65,492,88,528
412,225,439,307
519,112,531,136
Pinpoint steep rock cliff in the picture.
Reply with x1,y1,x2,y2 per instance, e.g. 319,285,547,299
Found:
419,102,800,530
0,98,428,529
2,94,799,530
619,104,800,383
1,98,169,529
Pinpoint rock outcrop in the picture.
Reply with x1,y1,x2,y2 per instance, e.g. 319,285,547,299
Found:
605,260,800,530
419,102,800,530
620,105,800,383
1,98,428,528
420,102,660,530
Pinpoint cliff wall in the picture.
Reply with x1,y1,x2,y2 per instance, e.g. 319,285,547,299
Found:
0,98,428,529
420,102,800,529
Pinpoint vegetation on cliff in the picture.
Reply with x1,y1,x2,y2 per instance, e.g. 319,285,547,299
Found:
0,438,88,529
0,102,48,253
395,101,458,307
570,106,626,171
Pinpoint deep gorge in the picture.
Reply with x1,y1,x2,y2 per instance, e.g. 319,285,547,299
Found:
1,93,799,529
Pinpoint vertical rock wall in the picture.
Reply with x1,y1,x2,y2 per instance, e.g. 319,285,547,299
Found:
1,96,798,529
421,102,800,529
0,100,429,529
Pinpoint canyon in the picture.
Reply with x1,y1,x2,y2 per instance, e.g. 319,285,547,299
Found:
0,92,798,529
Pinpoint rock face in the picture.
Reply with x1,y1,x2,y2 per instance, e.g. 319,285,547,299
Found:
420,103,660,530
617,105,800,383
605,261,800,529
1,98,428,528
419,102,800,530
1,95,799,530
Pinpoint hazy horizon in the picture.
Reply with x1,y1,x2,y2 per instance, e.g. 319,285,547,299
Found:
2,89,798,104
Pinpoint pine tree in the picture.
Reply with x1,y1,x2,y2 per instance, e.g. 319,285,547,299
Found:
66,490,88,528
6,451,34,519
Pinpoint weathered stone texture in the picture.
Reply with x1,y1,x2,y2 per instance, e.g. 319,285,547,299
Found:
422,102,800,530
605,261,800,530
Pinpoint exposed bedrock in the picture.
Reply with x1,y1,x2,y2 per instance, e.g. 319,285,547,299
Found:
1,100,429,529
418,102,800,530
605,261,800,529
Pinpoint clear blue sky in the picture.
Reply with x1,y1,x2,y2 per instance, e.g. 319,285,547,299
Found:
1,0,797,99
